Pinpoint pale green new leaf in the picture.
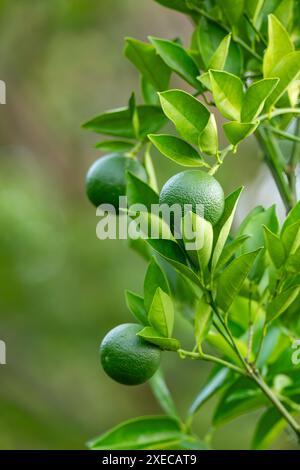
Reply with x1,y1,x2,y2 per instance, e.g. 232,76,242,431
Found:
265,51,300,109
182,212,213,272
148,287,174,337
194,296,212,351
209,70,244,121
208,34,231,71
212,187,243,271
263,15,294,78
144,257,170,312
263,225,285,268
241,78,279,122
159,90,210,146
216,235,249,271
198,114,219,156
138,326,180,351
216,249,261,313
223,121,259,146
281,220,300,255
148,134,204,167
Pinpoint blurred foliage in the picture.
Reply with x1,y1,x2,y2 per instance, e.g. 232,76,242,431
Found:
0,0,293,449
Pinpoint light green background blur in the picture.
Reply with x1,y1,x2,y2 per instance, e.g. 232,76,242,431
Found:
0,0,291,449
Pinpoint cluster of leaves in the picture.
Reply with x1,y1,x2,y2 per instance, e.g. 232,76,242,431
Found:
84,0,300,450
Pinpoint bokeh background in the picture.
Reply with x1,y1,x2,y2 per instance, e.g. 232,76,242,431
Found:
0,0,293,450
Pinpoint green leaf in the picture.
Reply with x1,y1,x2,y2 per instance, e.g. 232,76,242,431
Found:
146,239,202,288
216,249,261,313
252,408,286,450
213,378,265,426
198,114,219,156
144,257,170,312
188,368,231,417
287,246,300,272
95,140,134,152
154,0,191,14
138,326,180,351
266,285,300,323
197,18,243,75
223,121,259,146
274,0,294,30
208,33,232,70
144,148,159,192
150,37,201,89
217,0,245,26
126,172,158,210
263,225,286,268
125,38,170,91
263,15,294,78
281,220,300,255
158,89,210,146
129,92,140,138
281,200,300,233
216,235,250,271
182,212,213,272
83,105,167,139
265,51,300,109
209,70,244,121
246,0,264,22
194,296,212,350
149,369,180,420
88,416,186,450
241,78,279,122
141,76,160,106
212,187,243,271
125,290,148,325
148,134,204,167
148,287,174,337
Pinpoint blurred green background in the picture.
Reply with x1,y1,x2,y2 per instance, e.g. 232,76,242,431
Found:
0,0,291,450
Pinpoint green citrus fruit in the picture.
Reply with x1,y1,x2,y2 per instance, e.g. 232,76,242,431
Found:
86,153,147,210
100,323,161,385
159,170,224,226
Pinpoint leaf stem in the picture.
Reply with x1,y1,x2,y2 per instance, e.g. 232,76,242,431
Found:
178,349,246,376
260,107,300,122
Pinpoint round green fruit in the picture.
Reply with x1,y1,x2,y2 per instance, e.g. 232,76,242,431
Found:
100,323,161,385
159,170,224,226
86,153,147,210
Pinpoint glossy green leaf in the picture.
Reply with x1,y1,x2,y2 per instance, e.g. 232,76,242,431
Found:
138,326,180,351
281,220,300,255
213,378,265,426
263,225,286,268
182,212,213,272
212,187,243,271
263,15,294,78
88,416,186,450
148,287,174,337
198,114,219,156
82,105,167,139
188,368,231,417
208,34,232,70
144,257,170,312
267,285,300,323
197,18,243,75
146,239,202,288
216,249,261,313
206,331,247,366
141,76,160,106
287,246,300,272
223,121,259,146
241,78,279,122
144,147,159,191
217,0,245,26
274,0,294,30
154,0,191,14
246,0,264,22
252,408,286,450
281,200,300,233
125,38,170,90
216,235,250,271
265,51,300,109
148,134,204,167
125,290,148,325
150,37,200,89
194,296,212,350
149,369,180,420
159,90,210,146
127,172,158,210
95,140,134,153
210,70,244,121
